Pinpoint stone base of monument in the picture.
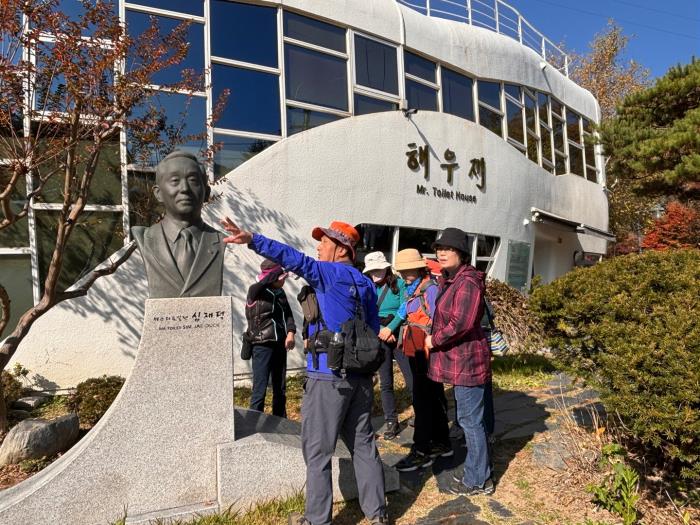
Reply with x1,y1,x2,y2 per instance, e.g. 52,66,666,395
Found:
0,297,398,525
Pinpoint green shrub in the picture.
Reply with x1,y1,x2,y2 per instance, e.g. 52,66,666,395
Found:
1,370,23,410
530,249,700,480
69,375,125,426
485,279,545,353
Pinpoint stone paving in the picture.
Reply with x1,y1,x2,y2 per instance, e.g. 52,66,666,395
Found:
373,373,601,524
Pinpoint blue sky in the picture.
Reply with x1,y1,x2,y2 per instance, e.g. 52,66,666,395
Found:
504,0,700,79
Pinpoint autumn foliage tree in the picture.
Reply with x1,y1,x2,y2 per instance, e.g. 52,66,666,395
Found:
641,201,700,251
0,0,220,432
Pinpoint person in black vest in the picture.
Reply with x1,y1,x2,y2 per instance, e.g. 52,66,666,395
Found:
245,259,297,418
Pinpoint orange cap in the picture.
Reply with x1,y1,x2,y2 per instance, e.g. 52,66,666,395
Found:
311,221,360,258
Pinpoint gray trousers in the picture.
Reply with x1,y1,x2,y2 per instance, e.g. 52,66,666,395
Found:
301,375,386,525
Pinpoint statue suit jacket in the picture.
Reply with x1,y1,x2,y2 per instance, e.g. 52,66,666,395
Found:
132,222,226,298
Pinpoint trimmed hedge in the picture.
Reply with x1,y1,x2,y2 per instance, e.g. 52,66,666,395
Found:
69,375,125,426
530,249,700,480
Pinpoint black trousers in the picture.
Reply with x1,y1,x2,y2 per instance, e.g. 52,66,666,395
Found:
409,351,449,453
377,340,413,423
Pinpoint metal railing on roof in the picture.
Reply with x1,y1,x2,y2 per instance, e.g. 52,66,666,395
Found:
397,0,569,77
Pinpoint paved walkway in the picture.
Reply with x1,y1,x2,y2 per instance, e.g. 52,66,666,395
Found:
373,373,602,524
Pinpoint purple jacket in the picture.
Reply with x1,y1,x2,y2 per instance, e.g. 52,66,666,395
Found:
428,265,491,387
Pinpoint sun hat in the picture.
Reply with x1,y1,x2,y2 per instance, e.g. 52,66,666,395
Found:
431,227,470,254
311,221,360,258
394,248,427,271
363,251,392,274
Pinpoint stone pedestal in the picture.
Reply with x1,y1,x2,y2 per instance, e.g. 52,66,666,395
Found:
0,296,398,524
0,297,235,524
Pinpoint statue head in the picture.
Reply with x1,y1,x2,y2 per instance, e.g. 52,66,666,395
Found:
153,151,210,224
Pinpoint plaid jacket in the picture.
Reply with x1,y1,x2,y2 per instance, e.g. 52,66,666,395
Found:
427,264,491,387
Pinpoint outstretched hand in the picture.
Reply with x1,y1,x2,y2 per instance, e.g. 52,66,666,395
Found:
220,216,253,244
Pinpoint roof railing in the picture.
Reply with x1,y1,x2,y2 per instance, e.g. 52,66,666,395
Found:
397,0,570,77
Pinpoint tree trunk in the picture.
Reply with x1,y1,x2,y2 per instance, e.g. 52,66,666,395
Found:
0,377,7,435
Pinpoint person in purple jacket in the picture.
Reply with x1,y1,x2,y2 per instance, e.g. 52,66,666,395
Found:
221,217,388,525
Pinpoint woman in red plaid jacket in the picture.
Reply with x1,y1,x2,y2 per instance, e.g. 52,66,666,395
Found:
425,227,494,497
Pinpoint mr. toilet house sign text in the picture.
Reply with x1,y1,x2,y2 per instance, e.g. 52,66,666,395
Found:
406,143,485,204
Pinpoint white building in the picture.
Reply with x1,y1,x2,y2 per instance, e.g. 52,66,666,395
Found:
2,0,612,390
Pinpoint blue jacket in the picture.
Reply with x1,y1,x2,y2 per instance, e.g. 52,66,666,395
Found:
250,234,379,377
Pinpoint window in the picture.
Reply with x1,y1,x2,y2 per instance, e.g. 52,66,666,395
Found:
524,89,538,164
0,256,33,335
127,91,207,168
213,135,274,180
285,44,348,111
582,117,598,183
355,224,395,265
133,0,203,16
287,107,343,135
566,110,581,143
473,234,500,273
405,79,438,111
404,51,438,112
36,210,124,293
398,227,439,257
126,11,204,89
210,1,277,67
354,94,398,115
283,12,346,52
404,51,436,83
551,98,567,175
566,108,584,177
441,68,474,121
504,84,524,150
537,92,553,170
477,81,503,137
213,65,281,134
354,35,398,95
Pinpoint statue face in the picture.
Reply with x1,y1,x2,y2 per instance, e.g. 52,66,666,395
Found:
153,157,207,222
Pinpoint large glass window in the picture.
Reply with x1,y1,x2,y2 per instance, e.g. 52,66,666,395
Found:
210,1,277,67
0,255,33,335
283,12,346,53
569,145,584,177
404,51,436,83
213,64,281,134
213,135,274,179
354,95,398,116
285,44,348,111
478,81,503,137
36,210,124,293
127,91,207,167
354,35,398,95
405,79,437,111
477,81,501,110
355,224,394,265
505,84,524,149
126,11,204,89
524,90,538,164
287,107,343,135
566,110,581,143
398,227,438,256
441,68,474,121
35,139,121,205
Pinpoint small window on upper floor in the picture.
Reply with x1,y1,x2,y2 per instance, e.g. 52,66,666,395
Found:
404,51,436,83
406,79,438,111
567,110,581,144
285,44,348,111
441,68,474,121
283,11,346,53
354,94,398,116
210,1,277,67
354,35,398,95
478,81,501,110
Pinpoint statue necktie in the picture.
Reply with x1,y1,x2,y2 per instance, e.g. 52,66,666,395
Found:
176,228,196,279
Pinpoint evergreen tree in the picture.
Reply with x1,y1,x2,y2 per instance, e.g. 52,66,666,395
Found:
601,59,700,198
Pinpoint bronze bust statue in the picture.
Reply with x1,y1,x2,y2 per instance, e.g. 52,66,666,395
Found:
132,151,225,298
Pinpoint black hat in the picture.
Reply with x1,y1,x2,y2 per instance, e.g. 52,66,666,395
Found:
431,228,470,254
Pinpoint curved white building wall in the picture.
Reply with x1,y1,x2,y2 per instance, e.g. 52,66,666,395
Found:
6,0,608,389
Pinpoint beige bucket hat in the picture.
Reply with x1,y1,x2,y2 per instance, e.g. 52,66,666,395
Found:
394,248,427,271
363,251,392,274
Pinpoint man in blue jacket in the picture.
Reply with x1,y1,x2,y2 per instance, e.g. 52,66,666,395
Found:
221,217,387,525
